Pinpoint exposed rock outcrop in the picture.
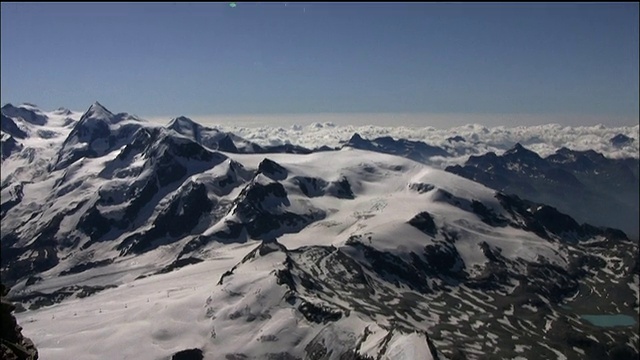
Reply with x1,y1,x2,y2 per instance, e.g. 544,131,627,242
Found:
1,283,38,360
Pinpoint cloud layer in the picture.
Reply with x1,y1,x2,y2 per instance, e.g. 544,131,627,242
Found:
202,122,638,168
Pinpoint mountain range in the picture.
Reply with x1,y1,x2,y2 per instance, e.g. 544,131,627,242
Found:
446,143,639,237
1,102,638,360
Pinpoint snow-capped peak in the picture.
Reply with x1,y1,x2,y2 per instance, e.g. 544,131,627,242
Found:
79,101,114,122
166,116,205,139
167,116,197,129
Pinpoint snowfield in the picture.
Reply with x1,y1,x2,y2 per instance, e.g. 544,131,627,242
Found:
16,244,250,360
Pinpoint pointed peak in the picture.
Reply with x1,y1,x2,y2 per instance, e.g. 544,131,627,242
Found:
174,115,193,122
504,142,530,155
503,143,546,166
345,133,370,148
257,158,287,180
217,133,239,152
350,133,364,142
168,116,197,128
80,101,114,122
82,101,113,119
89,101,110,112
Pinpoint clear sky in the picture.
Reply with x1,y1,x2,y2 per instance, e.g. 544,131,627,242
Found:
1,2,638,127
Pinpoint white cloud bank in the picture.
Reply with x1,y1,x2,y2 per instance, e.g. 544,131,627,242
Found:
140,112,640,167
222,122,639,168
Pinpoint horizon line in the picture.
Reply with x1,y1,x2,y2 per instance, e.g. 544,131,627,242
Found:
143,111,640,129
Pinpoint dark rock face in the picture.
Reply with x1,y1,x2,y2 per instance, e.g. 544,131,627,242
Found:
1,283,38,360
1,114,28,139
327,177,355,199
159,183,214,238
77,207,114,242
495,192,629,241
298,301,343,324
235,181,289,214
529,205,581,236
470,200,509,227
171,348,203,360
111,127,155,165
346,133,368,148
293,176,355,200
118,182,214,255
408,212,437,236
229,179,323,240
502,143,548,168
293,176,328,198
257,158,288,180
171,349,203,360
446,144,640,237
216,134,238,152
1,215,60,287
1,134,23,160
414,241,466,281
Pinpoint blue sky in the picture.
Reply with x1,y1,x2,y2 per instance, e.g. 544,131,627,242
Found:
1,2,638,126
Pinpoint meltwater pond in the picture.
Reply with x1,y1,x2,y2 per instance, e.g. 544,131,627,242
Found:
581,314,637,327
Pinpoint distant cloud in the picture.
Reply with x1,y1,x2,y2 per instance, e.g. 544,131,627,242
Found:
146,112,639,129
145,113,639,168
